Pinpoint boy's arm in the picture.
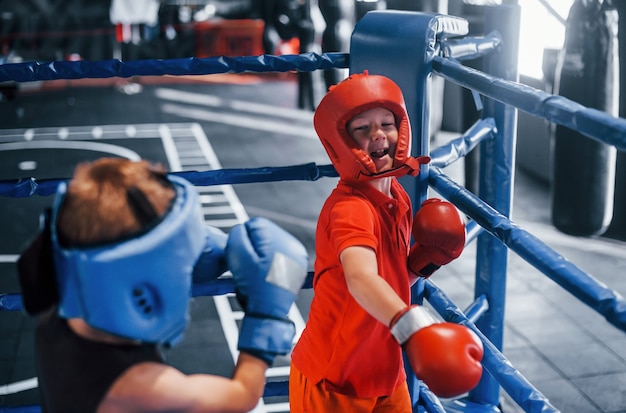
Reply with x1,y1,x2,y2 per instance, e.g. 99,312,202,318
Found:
341,245,483,399
340,245,406,325
101,357,268,413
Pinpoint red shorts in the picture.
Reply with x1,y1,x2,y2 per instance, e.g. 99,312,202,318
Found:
289,362,412,413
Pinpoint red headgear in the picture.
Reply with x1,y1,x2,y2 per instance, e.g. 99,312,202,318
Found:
314,71,430,182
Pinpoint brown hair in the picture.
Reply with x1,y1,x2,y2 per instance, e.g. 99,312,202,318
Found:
56,158,175,245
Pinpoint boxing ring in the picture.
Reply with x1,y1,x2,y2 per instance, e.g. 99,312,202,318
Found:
2,4,626,413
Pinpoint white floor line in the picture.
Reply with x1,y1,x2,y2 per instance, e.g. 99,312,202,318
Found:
161,102,318,139
0,255,19,263
0,378,38,395
155,88,314,122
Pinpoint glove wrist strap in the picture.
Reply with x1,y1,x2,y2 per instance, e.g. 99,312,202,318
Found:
408,245,441,278
390,305,438,344
417,262,441,277
238,314,296,365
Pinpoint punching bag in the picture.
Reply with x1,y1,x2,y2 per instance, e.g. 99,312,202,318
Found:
551,0,618,237
605,0,626,242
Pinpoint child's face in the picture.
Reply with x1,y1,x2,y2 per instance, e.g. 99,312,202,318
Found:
347,107,398,173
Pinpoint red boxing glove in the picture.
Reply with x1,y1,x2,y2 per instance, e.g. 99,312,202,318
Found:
390,305,483,398
408,198,466,278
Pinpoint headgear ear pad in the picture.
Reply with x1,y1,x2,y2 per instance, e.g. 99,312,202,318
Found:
51,175,205,346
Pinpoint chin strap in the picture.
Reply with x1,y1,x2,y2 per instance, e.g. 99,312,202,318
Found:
126,186,160,227
358,155,430,181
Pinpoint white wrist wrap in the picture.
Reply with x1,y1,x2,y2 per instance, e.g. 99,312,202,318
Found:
390,306,438,344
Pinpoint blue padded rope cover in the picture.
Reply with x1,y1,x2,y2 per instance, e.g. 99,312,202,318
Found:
0,163,339,198
432,56,626,152
0,34,500,85
0,53,349,83
423,281,559,413
2,271,317,312
428,167,626,333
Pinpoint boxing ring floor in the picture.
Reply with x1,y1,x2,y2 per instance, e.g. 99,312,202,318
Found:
1,75,625,412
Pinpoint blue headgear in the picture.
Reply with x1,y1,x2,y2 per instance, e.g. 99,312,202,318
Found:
51,175,207,346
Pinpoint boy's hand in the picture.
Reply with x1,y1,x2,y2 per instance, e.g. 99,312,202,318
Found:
390,305,483,397
192,225,228,285
226,217,308,365
408,198,465,278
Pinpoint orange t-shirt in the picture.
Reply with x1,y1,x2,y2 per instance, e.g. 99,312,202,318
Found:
291,179,412,397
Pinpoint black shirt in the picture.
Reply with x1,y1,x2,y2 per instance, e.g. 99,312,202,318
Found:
35,311,164,413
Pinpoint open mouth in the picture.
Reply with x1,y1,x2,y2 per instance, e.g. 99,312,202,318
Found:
370,148,389,159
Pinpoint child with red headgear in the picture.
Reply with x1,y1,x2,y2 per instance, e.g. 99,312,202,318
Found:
289,72,483,412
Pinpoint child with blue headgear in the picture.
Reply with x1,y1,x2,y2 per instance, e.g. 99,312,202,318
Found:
18,157,309,413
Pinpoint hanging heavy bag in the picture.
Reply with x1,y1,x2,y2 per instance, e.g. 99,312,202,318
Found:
604,0,626,242
551,0,619,237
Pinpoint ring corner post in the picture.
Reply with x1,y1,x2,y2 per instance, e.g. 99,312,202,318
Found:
472,1,521,408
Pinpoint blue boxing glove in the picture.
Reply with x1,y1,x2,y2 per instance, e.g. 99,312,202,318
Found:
226,217,308,365
192,225,228,286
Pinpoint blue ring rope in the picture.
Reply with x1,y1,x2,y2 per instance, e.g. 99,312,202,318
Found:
432,56,626,152
0,52,349,83
0,33,501,84
0,163,339,198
